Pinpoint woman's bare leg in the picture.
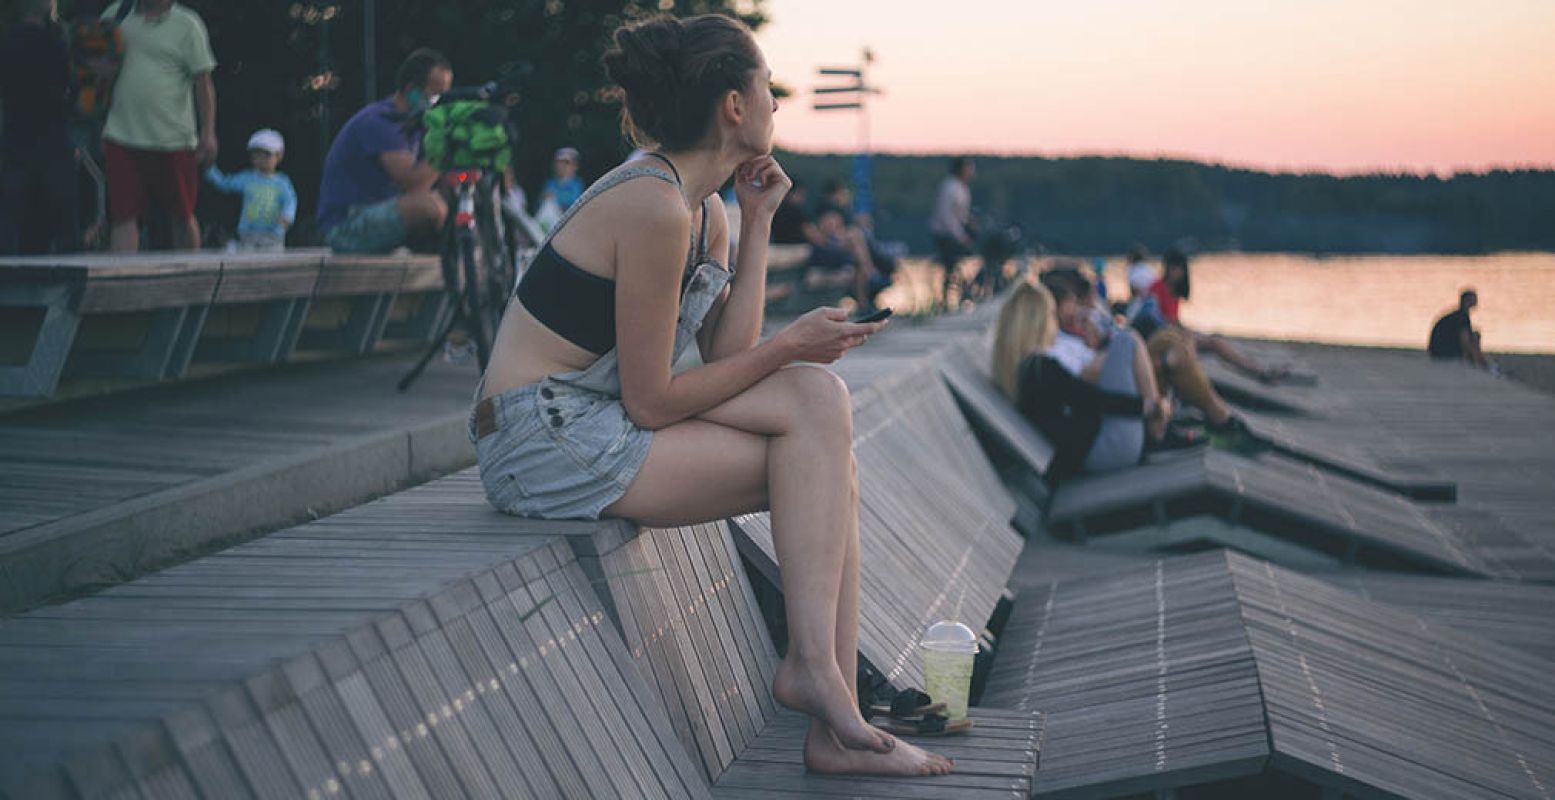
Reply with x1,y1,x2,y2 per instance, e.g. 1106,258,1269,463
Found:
1162,340,1234,425
608,367,888,753
1191,329,1268,377
1129,332,1169,439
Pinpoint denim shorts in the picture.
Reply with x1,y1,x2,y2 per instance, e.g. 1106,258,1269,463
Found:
473,377,654,520
324,197,405,254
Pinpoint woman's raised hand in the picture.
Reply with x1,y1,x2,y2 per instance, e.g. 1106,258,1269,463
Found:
775,307,887,364
734,154,792,220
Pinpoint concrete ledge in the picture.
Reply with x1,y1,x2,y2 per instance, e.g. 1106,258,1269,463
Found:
0,411,475,614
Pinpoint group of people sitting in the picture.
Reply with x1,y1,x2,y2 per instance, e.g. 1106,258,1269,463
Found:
771,178,898,315
992,252,1291,481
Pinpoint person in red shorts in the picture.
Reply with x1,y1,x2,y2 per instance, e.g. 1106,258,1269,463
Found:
100,0,217,252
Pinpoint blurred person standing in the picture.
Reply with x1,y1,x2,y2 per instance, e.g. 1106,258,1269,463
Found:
0,0,78,254
100,0,218,252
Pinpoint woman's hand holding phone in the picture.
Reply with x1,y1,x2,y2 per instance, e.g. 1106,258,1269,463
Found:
775,307,888,364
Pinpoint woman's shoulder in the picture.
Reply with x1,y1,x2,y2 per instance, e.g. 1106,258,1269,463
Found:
581,168,691,226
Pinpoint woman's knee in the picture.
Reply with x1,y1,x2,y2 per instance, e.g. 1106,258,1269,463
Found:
777,365,853,437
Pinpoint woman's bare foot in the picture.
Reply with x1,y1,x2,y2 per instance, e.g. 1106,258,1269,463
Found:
804,725,954,776
773,655,894,753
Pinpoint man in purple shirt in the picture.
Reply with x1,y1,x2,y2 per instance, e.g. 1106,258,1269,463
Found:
317,49,451,253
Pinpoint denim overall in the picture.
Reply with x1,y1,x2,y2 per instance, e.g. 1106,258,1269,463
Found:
470,162,730,519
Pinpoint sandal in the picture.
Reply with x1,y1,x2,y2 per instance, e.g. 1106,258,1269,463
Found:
873,712,974,737
866,688,946,720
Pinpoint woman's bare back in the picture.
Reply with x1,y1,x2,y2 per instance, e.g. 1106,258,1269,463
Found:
481,164,699,399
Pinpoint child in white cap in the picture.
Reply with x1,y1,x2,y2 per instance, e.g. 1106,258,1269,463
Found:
205,128,297,251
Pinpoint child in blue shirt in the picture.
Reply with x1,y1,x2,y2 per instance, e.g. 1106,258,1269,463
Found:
205,129,297,251
541,146,584,210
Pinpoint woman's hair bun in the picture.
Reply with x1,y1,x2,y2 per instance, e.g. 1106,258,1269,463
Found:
603,14,759,151
603,16,684,98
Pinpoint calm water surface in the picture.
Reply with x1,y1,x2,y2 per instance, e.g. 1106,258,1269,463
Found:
1092,252,1555,354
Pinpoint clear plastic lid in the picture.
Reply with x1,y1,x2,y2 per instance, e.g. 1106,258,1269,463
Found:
920,620,979,654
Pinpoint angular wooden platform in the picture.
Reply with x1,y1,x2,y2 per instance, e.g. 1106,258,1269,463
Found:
1046,447,1555,580
986,550,1555,799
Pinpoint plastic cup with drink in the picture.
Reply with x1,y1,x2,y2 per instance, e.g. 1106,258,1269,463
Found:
919,620,979,720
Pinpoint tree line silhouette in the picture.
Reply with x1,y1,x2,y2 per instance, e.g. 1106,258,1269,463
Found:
780,152,1555,255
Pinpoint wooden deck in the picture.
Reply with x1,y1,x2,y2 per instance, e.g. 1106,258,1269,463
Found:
0,353,477,612
0,304,1047,798
3,282,1554,799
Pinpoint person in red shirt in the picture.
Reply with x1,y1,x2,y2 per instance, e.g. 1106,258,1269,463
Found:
1152,248,1290,383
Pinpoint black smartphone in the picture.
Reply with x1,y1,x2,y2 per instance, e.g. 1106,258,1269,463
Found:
852,307,894,324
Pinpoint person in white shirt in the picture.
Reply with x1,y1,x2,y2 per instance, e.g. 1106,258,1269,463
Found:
928,156,974,304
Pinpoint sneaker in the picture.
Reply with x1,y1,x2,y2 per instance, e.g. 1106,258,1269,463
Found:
1148,425,1207,453
1206,415,1268,454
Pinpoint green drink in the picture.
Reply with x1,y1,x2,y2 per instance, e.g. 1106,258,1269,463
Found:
919,621,978,720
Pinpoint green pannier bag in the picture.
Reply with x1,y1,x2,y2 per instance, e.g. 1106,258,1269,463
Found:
421,100,512,172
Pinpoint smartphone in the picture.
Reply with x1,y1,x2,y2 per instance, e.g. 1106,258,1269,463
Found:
852,307,894,324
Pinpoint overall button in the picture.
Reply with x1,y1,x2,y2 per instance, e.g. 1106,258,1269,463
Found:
540,387,555,400
546,407,560,416
549,416,564,428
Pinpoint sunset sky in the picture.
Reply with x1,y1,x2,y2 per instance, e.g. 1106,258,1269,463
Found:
754,0,1555,175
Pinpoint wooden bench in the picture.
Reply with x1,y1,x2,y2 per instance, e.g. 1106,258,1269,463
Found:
0,250,445,397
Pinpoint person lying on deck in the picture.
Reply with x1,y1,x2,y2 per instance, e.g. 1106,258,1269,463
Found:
469,14,951,778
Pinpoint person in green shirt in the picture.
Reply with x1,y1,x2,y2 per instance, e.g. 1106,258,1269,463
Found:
99,0,217,252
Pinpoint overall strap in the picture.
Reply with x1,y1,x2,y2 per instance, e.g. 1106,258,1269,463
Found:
696,197,713,262
539,161,682,249
641,152,717,265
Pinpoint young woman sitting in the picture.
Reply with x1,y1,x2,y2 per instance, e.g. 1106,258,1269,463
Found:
469,14,950,778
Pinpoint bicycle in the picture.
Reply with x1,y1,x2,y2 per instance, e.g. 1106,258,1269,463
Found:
396,76,541,392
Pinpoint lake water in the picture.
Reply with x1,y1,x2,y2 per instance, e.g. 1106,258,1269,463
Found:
1094,252,1555,355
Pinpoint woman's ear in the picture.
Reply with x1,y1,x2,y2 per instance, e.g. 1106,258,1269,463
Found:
722,88,745,127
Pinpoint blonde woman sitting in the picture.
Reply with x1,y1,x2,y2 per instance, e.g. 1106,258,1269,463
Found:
993,278,1172,480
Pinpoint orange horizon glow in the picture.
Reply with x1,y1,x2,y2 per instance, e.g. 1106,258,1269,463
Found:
755,0,1555,176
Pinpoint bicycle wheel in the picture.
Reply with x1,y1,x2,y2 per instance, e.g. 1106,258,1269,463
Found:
455,231,492,368
475,181,513,321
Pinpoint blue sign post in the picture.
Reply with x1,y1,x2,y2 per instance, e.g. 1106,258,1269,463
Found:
814,49,879,216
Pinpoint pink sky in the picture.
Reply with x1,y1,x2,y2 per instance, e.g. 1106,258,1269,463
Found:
754,0,1555,175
